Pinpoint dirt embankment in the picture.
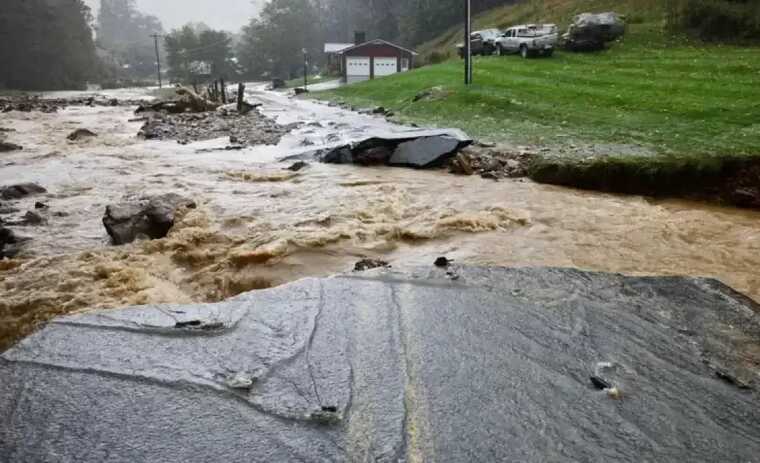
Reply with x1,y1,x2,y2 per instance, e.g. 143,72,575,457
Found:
527,154,760,209
450,144,760,210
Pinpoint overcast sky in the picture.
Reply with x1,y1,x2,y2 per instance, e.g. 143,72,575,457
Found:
84,0,259,32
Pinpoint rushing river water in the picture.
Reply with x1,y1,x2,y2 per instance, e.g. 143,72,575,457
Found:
1,86,759,346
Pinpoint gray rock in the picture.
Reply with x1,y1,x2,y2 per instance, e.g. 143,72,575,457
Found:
285,161,309,172
1,183,46,200
0,226,18,258
1,266,759,462
0,142,22,153
103,194,196,245
66,128,97,141
21,211,45,226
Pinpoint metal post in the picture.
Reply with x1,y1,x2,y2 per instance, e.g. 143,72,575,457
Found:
151,34,163,88
464,0,472,85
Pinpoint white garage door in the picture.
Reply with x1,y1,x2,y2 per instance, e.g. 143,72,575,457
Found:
346,56,370,83
374,57,398,77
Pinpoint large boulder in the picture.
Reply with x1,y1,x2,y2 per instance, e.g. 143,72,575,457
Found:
0,183,46,200
1,266,759,461
103,194,196,245
563,12,626,51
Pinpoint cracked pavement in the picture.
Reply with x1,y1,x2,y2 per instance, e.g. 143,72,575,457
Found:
2,266,760,462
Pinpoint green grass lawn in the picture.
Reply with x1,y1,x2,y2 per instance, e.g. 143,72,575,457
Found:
315,25,760,157
284,74,330,89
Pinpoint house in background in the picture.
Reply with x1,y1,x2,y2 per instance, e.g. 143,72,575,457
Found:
338,39,417,84
324,43,354,75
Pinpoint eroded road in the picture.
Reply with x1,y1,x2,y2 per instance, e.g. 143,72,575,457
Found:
2,266,759,461
0,86,759,351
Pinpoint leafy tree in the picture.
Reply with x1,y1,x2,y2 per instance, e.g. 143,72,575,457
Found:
164,25,235,83
238,0,321,79
0,0,99,90
97,0,164,79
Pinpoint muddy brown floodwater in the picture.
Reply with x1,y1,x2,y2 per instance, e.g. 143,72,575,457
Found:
1,85,759,349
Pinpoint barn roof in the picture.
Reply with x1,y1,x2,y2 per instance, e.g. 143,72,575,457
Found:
324,43,354,54
338,39,418,56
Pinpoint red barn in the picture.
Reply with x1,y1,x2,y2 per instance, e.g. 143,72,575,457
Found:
338,39,417,84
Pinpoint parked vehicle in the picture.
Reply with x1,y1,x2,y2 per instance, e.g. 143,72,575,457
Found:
457,29,503,57
494,24,558,58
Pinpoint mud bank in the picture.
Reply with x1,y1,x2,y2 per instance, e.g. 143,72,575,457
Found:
529,153,760,209
1,86,760,352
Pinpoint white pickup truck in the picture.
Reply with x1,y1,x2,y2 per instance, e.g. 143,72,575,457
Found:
494,24,558,58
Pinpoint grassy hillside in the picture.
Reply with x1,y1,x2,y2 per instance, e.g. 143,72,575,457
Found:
311,0,760,203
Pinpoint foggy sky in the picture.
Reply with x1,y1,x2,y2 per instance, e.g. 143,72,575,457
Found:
84,0,260,32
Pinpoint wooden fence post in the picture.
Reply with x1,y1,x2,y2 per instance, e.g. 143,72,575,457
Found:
237,83,245,112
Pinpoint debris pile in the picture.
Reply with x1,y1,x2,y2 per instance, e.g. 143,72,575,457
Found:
135,87,293,146
0,95,146,113
563,12,626,51
449,145,535,179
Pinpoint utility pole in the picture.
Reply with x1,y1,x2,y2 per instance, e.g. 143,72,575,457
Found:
303,48,309,91
464,0,472,85
151,34,163,88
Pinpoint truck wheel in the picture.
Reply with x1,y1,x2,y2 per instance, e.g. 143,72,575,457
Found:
496,44,504,56
520,45,530,59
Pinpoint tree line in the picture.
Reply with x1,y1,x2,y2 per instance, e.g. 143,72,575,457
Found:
236,0,519,80
0,0,98,90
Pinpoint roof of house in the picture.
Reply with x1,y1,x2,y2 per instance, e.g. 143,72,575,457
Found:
338,39,418,56
324,43,355,53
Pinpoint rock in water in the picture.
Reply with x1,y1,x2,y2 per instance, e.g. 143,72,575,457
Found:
0,142,22,153
1,267,759,461
1,183,46,200
389,136,462,168
354,258,390,271
66,128,97,141
285,161,309,172
0,226,18,257
103,194,196,245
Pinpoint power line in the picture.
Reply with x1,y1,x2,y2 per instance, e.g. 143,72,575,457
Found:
176,36,232,55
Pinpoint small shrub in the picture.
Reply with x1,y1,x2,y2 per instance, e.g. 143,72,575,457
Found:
425,50,450,65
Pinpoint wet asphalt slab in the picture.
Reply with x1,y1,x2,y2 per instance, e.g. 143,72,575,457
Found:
1,266,759,462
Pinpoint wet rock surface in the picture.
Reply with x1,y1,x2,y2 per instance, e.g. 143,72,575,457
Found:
103,193,196,245
66,128,97,141
1,266,758,462
137,110,295,146
0,183,46,200
0,226,21,258
0,142,22,153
